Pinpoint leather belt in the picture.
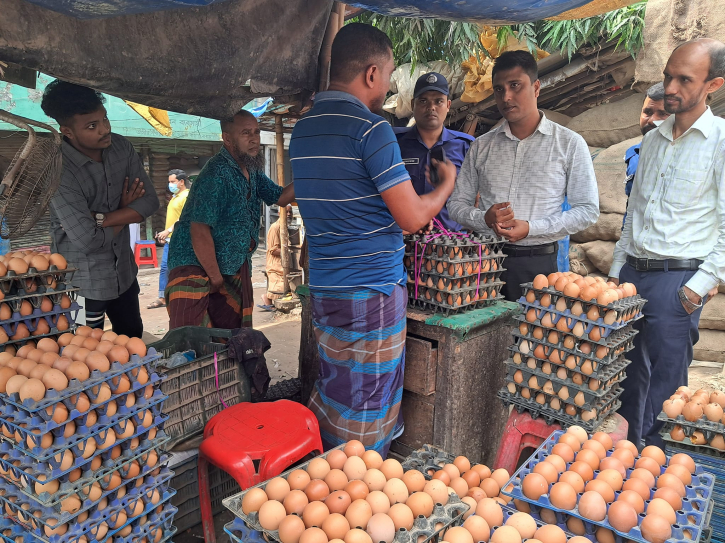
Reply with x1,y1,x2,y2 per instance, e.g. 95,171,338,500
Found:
626,255,703,272
502,242,557,258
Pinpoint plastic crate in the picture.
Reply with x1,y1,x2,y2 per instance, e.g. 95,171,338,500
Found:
149,327,251,447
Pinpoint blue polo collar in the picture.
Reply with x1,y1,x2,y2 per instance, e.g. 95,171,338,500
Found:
314,90,370,111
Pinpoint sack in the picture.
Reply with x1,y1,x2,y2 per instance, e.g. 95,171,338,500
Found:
700,294,725,331
384,61,465,119
571,212,624,243
580,240,617,276
591,136,641,215
693,329,725,364
542,109,572,127
567,94,645,148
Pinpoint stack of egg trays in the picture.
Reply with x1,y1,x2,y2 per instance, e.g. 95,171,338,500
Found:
224,445,470,543
406,281,505,315
404,232,507,257
0,302,81,337
503,357,630,411
0,267,77,296
497,387,623,433
519,282,646,323
0,284,79,310
658,412,725,454
501,430,715,543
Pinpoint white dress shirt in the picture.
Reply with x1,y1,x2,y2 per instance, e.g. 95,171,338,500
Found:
610,107,725,297
447,112,599,246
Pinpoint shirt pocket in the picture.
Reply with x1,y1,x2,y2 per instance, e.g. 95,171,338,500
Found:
666,168,708,208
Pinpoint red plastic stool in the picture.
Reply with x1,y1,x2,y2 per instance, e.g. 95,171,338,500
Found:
134,240,158,268
198,400,324,543
493,411,561,474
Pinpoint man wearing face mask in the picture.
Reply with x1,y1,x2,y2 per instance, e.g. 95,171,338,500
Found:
166,110,295,329
147,169,190,310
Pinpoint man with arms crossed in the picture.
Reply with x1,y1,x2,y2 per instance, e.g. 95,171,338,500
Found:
610,39,725,448
447,51,599,301
291,23,456,455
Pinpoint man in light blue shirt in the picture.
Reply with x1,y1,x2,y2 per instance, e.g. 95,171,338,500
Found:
610,38,725,448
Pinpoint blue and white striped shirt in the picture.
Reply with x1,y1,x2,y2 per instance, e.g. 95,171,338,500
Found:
290,91,410,294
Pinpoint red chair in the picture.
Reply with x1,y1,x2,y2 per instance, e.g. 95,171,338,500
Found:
493,411,562,474
198,400,324,543
134,240,158,268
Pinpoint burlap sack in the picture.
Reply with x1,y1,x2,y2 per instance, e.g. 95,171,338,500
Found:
542,109,572,127
591,136,641,215
580,240,617,276
693,329,725,364
571,212,624,243
700,294,725,332
566,94,645,148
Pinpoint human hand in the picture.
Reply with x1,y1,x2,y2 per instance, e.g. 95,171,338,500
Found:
427,158,457,189
156,229,169,242
680,285,703,314
484,203,514,229
120,177,145,208
496,219,529,242
607,277,620,286
416,220,434,235
706,286,719,304
209,273,224,293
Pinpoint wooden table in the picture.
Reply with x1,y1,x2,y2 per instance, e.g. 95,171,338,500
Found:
297,285,520,465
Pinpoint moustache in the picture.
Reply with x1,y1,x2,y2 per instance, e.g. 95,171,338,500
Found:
665,94,681,102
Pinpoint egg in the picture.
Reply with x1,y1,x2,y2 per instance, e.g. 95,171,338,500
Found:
480,478,500,498
345,480,370,502
366,513,396,543
521,473,548,501
490,526,521,543
326,490,352,515
125,337,147,357
56,315,70,331
289,469,312,490
60,295,72,309
406,492,434,519
107,345,130,365
622,476,652,501
550,443,575,463
640,514,672,543
363,469,386,492
641,445,667,467
475,498,503,528
505,512,537,539
558,433,582,453
65,361,90,382
611,448,635,469
532,461,559,485
345,499,373,530
462,470,481,489
19,378,45,402
305,480,331,502
259,500,287,530
302,501,330,529
7,258,28,275
17,359,37,377
321,513,350,540
388,503,414,531
48,254,67,269
584,479,615,503
423,479,448,505
578,491,607,521
5,374,28,395
549,481,577,510
655,473,686,497
283,490,308,515
380,459,403,480
0,367,16,393
344,529,372,543
401,470,426,493
366,491,390,515
668,453,696,474
442,526,474,543
324,469,349,492
343,456,367,481
361,450,383,470
597,469,624,492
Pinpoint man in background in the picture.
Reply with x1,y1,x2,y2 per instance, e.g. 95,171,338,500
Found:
395,72,474,231
260,204,294,310
622,83,670,227
166,110,294,329
147,169,189,309
42,80,159,337
448,50,599,301
610,38,725,448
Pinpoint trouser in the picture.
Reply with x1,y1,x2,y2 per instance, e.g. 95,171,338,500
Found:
157,243,170,298
85,279,143,338
618,263,703,448
500,249,559,302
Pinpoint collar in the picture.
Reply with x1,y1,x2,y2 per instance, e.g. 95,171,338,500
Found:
314,90,369,111
219,147,260,180
173,188,190,199
625,142,641,161
402,125,455,145
500,110,553,141
657,106,715,141
61,136,105,167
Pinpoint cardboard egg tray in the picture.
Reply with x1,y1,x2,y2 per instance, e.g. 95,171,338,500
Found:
504,359,629,411
497,386,622,433
0,303,81,336
0,468,174,543
518,299,642,340
0,349,160,415
657,412,725,435
407,282,504,315
502,430,715,543
0,267,77,296
0,389,166,465
404,233,506,257
408,269,505,289
508,343,630,382
513,321,638,365
0,285,79,312
661,422,725,454
520,282,647,318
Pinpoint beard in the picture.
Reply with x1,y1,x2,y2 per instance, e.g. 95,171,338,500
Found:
664,93,701,114
232,143,266,172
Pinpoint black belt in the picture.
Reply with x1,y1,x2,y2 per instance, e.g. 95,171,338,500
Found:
502,242,557,257
626,255,703,272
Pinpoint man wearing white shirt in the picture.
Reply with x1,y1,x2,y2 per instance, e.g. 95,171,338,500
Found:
610,38,725,449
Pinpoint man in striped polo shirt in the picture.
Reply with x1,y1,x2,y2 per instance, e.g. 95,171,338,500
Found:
290,23,457,455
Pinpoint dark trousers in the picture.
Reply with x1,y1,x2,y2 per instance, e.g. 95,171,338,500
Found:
85,279,143,338
501,250,558,302
618,263,703,448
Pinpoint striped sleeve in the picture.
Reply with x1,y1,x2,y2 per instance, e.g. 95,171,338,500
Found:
361,120,410,193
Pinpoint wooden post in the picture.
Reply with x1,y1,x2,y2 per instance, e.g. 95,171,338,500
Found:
275,115,290,295
141,147,153,240
462,114,478,136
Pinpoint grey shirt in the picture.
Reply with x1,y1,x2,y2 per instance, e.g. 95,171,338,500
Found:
447,113,599,245
49,134,160,301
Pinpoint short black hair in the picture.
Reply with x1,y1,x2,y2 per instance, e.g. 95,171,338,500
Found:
646,82,666,101
330,23,393,84
40,79,106,125
220,109,256,134
492,50,539,84
168,169,188,182
705,40,725,81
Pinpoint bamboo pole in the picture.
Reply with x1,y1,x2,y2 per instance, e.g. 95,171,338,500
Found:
275,114,290,295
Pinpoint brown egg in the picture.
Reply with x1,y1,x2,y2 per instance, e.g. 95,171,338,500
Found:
664,464,692,486
7,258,28,275
55,315,70,331
423,479,448,505
344,529,371,543
442,526,474,543
0,367,17,393
322,450,347,471
640,515,671,543
366,513,396,543
597,469,624,492
405,492,433,519
449,477,468,498
558,433,582,453
646,498,676,525
65,361,90,382
345,499,373,530
614,439,639,457
366,491,390,515
29,363,49,379
656,473,686,497
266,477,292,502
611,448,635,469
521,473,548,501
641,445,667,466
584,479,615,503
388,503,414,531
532,462,559,485
380,459,403,480
345,480,370,502
578,491,606,521
668,453,696,474
549,481,577,510
606,501,638,533
324,469,349,492
94,340,114,356
108,345,130,365
480,477,500,498
462,495,479,515
568,461,594,482
85,352,110,373
0,304,11,321
543,454,566,473
343,456,367,481
48,254,67,270
616,489,645,515
361,450,383,470
6,374,28,395
575,449,601,472
490,526,521,543
325,490,352,515
550,443,575,463
321,513,350,540
305,480,331,502
289,469,312,491
19,378,46,402
125,337,147,357
363,469,386,492
383,478,408,505
259,500,287,530
634,457,661,479
39,351,60,366
400,470,425,495
302,501,330,529
71,392,91,413
558,471,585,494
598,457,626,479
433,470,451,486
652,487,682,511
461,470,481,489
283,490,308,515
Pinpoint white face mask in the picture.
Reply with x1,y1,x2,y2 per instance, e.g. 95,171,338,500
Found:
168,182,180,194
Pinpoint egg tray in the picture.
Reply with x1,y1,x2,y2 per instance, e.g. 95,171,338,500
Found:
225,518,265,543
512,321,639,365
520,282,647,315
0,389,166,464
408,280,504,301
660,422,725,454
0,267,78,296
1,329,76,351
499,503,580,539
501,429,715,543
657,412,725,435
102,505,178,543
404,232,507,257
0,303,81,336
0,469,175,541
664,437,725,460
407,269,506,290
497,386,622,433
1,369,164,445
0,423,170,506
407,283,504,315
0,285,79,312
503,359,628,411
400,444,465,479
0,349,161,415
517,299,642,339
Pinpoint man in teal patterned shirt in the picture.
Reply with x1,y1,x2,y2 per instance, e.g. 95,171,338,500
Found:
166,110,295,329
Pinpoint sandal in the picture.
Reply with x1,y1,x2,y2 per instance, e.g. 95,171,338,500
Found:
147,300,166,309
256,304,275,312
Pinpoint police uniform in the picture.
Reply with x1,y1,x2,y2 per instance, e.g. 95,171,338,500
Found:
622,142,641,228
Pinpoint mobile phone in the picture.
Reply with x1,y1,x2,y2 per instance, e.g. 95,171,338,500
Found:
428,147,447,186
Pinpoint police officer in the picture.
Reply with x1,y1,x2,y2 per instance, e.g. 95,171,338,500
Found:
395,73,474,231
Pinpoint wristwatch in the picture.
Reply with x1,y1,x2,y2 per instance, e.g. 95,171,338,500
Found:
94,213,106,228
678,286,703,312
